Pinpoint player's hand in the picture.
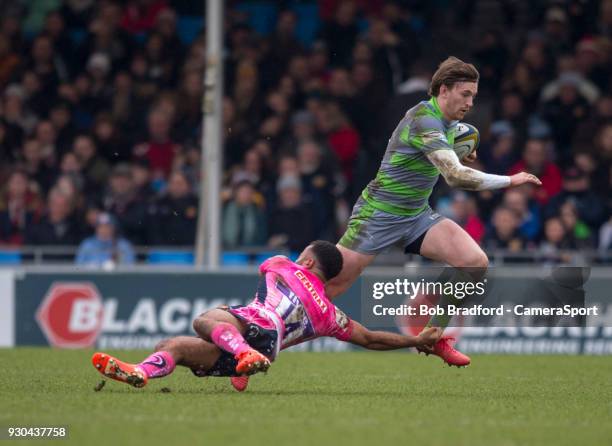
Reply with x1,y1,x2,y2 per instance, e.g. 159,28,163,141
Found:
463,149,477,163
510,172,542,187
417,327,443,347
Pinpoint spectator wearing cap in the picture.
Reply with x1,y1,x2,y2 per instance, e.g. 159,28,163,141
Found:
268,175,315,253
545,167,606,232
508,138,562,205
147,170,198,246
75,212,135,267
102,163,148,244
222,180,267,249
280,110,319,154
25,187,83,246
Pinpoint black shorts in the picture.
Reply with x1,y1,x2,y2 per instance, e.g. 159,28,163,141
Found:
190,306,279,378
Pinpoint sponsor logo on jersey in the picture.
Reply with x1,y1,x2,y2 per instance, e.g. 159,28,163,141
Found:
294,270,327,313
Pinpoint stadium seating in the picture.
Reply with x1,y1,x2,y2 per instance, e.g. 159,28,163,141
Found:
148,250,194,265
0,250,21,265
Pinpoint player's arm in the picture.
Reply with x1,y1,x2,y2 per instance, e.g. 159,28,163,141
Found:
426,148,541,191
347,321,442,351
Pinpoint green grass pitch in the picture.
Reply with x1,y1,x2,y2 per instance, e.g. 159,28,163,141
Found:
0,348,611,446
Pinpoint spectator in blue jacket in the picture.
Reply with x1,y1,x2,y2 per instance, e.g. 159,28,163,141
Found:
75,212,135,267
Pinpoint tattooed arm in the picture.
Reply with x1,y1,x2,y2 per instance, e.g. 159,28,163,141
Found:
427,149,541,191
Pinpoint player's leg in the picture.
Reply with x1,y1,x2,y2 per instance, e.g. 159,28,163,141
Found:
91,336,220,388
413,218,488,366
326,245,375,298
419,218,489,272
329,199,399,299
141,336,220,376
192,308,271,375
419,218,488,327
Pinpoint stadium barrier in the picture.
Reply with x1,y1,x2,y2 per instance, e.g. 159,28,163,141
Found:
1,246,611,265
1,266,611,354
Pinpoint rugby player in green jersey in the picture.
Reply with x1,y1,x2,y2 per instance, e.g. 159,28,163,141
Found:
329,57,542,366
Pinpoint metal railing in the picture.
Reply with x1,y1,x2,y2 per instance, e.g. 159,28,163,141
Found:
0,245,610,266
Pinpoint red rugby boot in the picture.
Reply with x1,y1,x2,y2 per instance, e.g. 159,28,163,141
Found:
230,376,249,392
419,337,471,367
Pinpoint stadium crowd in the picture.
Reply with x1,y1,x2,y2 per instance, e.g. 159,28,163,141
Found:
0,0,610,264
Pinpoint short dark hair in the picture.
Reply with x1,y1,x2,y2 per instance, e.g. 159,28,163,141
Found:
309,240,343,281
428,56,479,96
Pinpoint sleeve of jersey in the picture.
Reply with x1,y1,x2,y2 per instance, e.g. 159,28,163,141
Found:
407,115,452,155
332,306,354,341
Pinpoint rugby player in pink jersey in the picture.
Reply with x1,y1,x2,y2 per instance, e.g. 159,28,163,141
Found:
92,241,442,392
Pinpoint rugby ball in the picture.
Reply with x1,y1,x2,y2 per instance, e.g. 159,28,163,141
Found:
453,123,480,160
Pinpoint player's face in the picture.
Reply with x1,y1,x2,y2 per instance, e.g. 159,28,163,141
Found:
442,82,478,120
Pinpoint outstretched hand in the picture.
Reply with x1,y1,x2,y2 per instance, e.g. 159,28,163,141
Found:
417,327,443,348
510,172,542,187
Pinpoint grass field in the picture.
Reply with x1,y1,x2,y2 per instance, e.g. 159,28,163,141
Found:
1,349,611,446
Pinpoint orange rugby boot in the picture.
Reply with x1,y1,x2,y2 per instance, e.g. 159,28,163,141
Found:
92,352,148,388
235,349,271,375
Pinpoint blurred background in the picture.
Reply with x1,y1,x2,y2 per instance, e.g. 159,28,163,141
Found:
0,0,610,268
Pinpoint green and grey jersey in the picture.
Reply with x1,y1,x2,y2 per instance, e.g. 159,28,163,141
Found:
362,97,458,216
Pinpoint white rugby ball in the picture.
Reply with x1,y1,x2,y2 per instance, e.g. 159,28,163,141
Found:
453,123,480,160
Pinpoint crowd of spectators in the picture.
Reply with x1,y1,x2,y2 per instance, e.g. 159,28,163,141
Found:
0,0,610,264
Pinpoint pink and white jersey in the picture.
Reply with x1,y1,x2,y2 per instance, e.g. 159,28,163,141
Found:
232,256,353,352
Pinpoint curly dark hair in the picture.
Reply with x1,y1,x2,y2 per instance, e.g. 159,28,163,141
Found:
309,240,343,281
